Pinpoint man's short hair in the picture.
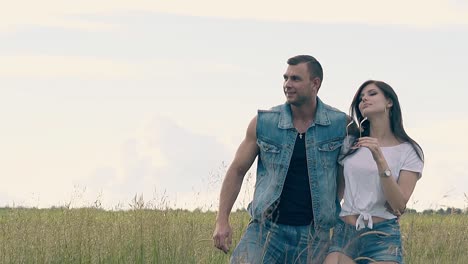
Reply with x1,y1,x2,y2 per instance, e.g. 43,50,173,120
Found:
287,55,323,82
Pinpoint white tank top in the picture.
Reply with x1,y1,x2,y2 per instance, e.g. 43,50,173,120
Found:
339,141,423,230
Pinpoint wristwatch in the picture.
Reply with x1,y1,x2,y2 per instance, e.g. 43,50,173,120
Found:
381,169,392,177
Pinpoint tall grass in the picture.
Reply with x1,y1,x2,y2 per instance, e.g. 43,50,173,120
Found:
401,213,468,264
0,207,248,264
0,207,466,263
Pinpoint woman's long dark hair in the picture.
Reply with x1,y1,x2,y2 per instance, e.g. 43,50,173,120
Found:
344,80,424,161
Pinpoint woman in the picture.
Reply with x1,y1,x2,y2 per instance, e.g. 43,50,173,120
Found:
324,80,424,264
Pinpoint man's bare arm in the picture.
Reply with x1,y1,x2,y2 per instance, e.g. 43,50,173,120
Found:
213,116,259,253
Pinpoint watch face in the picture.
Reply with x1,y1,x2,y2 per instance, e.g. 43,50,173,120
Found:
384,169,391,177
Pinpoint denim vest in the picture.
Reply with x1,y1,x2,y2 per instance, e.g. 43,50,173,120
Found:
248,97,347,230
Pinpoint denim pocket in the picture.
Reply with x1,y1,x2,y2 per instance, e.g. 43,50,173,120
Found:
318,138,343,152
318,138,343,169
257,139,283,169
257,139,281,153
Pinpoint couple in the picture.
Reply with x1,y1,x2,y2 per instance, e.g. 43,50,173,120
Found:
212,55,424,264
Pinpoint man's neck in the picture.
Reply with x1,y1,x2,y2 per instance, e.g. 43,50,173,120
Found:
290,100,317,133
290,99,317,122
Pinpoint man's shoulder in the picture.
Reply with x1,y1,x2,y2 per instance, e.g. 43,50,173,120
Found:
320,101,345,115
256,104,285,128
316,98,347,125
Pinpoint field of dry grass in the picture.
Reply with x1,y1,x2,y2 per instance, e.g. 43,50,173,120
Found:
0,208,466,263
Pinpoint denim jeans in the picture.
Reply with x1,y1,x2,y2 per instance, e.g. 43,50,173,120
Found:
328,218,403,264
231,220,330,264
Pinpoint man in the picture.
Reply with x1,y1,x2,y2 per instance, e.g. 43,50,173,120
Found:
213,55,347,263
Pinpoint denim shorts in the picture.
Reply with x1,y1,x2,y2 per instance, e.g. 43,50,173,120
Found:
328,218,403,264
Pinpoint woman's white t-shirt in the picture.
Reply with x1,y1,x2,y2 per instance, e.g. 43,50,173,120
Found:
339,141,423,230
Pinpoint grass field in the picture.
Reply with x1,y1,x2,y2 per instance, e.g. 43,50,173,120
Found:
0,207,466,263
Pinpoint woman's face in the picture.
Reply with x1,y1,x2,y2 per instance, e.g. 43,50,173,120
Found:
358,83,391,117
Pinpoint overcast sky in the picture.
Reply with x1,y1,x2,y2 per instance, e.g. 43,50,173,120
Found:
1,0,467,211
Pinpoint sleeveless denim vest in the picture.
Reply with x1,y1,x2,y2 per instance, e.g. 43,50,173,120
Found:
248,97,347,230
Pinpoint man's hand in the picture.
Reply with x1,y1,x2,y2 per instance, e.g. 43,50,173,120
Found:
212,221,233,254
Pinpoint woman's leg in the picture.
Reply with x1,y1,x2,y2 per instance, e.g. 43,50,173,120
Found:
323,252,356,264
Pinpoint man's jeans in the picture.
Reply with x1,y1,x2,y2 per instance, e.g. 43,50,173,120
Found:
231,220,330,264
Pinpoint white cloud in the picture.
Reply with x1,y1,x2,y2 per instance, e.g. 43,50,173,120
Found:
0,55,140,79
0,114,235,209
60,115,236,210
0,55,250,80
149,0,468,27
406,120,468,211
1,0,468,32
0,1,122,32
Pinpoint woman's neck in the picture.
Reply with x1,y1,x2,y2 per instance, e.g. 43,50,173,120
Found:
368,116,399,146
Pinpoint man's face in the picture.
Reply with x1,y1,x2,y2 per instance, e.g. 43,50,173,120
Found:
283,63,319,106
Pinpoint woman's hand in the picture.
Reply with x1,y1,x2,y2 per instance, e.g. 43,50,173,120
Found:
354,137,384,162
